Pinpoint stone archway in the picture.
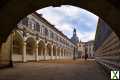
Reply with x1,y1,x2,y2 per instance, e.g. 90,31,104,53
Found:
38,41,45,60
12,31,23,62
0,0,120,68
26,37,36,61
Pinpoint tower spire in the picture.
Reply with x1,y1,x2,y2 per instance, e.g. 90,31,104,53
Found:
73,28,76,36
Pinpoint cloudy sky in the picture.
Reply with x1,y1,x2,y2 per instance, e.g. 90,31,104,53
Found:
37,5,99,42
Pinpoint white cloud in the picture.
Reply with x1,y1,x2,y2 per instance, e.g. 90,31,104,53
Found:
37,7,64,25
80,8,98,21
77,31,95,42
55,23,74,39
58,5,81,18
56,23,73,33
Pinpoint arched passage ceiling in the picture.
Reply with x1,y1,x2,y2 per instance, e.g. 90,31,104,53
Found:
0,0,120,42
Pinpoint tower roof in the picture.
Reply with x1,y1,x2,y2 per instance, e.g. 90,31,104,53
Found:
71,28,79,44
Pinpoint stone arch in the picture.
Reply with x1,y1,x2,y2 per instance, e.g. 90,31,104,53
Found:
1,0,120,68
46,43,52,56
26,37,36,55
38,40,45,56
13,31,24,55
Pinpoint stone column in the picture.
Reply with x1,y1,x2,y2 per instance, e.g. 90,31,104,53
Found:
51,46,53,60
64,49,66,59
23,42,26,62
62,49,64,59
56,48,58,60
59,48,61,59
35,43,39,61
44,46,47,60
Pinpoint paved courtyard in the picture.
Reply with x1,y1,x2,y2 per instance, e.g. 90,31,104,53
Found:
0,60,109,80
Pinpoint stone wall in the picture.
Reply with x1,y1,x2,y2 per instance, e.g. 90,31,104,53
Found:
95,32,120,70
0,34,12,68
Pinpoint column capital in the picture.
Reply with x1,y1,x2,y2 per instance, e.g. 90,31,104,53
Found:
36,43,38,48
36,40,39,44
51,45,53,48
23,41,26,46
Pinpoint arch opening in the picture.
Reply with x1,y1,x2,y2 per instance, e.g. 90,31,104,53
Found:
61,48,64,56
46,44,52,56
38,41,45,56
53,46,56,56
26,37,36,55
57,48,60,56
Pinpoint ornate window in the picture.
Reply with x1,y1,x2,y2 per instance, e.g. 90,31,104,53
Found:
35,22,40,32
56,35,58,41
28,19,35,30
50,31,54,39
45,28,48,36
39,25,42,34
53,33,56,40
42,26,45,35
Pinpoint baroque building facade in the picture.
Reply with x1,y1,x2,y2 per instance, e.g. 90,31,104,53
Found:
77,40,94,59
12,12,75,62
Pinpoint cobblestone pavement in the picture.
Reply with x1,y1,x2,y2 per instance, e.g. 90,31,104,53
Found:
0,59,109,80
